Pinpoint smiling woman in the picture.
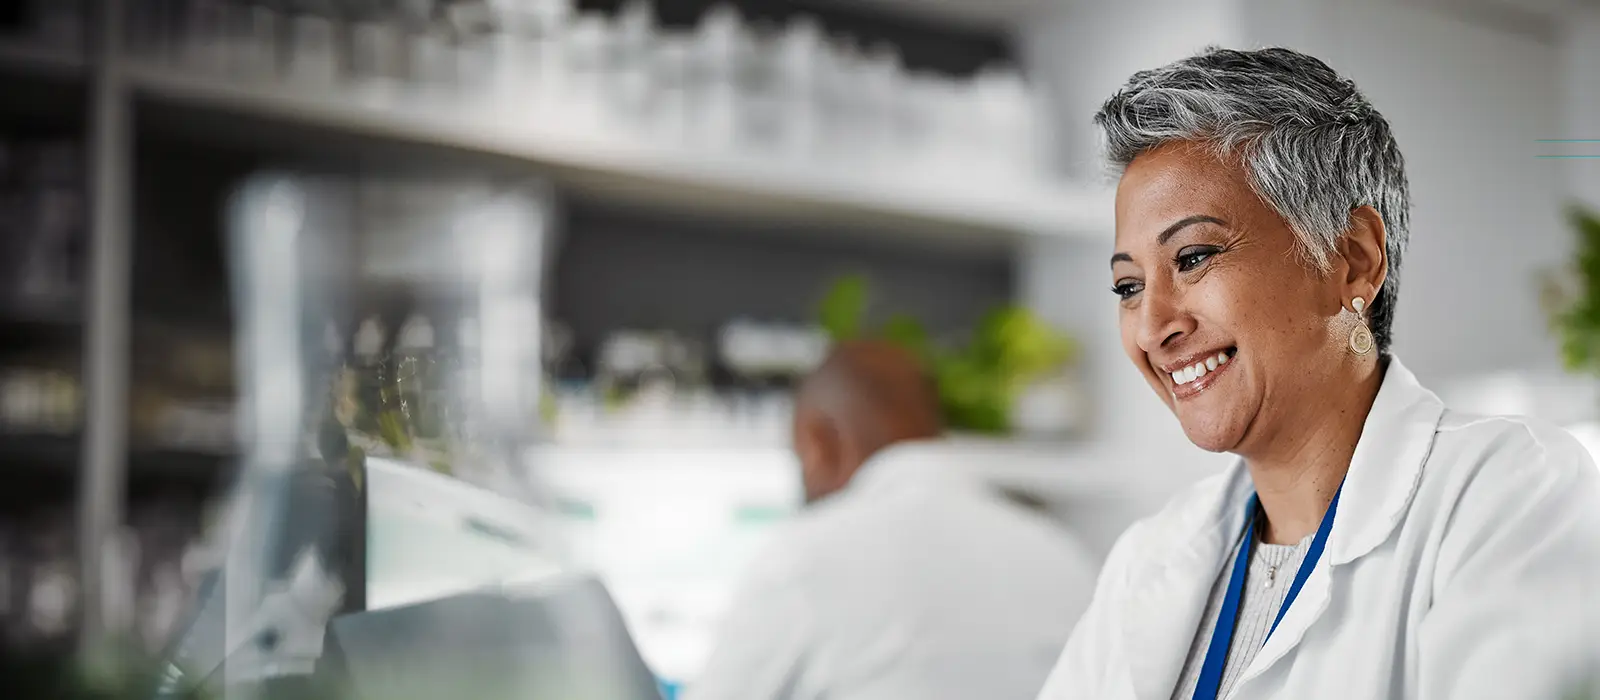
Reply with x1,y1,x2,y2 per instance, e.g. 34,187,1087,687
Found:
1107,139,1390,462
1034,47,1600,700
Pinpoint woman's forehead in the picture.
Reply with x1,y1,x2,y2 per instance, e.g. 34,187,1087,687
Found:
1113,147,1262,248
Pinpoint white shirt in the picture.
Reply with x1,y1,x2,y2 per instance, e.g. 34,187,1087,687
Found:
686,440,1100,700
1037,357,1600,700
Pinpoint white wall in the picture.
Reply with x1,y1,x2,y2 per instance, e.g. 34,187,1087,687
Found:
1563,9,1600,212
1319,0,1569,385
1018,0,1247,181
1013,0,1573,503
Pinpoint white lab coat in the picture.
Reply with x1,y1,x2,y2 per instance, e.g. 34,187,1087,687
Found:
1037,357,1600,700
685,440,1100,700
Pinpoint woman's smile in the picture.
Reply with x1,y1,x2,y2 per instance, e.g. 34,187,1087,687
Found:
1160,347,1238,400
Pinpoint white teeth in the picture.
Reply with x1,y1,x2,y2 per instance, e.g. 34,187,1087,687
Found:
1171,349,1234,386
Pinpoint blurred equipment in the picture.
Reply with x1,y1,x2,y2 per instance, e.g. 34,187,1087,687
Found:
315,574,664,700
716,319,828,382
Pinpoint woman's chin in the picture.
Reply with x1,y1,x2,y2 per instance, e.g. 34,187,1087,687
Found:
1179,420,1244,453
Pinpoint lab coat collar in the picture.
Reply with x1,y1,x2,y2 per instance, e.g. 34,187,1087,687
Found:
1118,355,1446,700
1120,469,1252,700
1325,356,1445,566
846,438,974,499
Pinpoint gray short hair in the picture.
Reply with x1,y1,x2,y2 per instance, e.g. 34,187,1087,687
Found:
1093,47,1410,355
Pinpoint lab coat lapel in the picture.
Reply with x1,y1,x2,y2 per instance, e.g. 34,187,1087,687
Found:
1235,356,1445,690
1122,466,1255,700
1237,556,1333,690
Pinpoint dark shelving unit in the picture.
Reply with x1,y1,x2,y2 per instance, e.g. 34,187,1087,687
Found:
0,434,234,488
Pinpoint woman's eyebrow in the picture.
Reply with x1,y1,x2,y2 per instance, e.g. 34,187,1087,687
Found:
1109,215,1230,268
1157,215,1229,245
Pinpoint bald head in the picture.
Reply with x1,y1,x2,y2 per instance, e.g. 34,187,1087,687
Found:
792,341,944,504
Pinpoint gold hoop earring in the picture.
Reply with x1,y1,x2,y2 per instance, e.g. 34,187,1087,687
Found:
1349,297,1374,356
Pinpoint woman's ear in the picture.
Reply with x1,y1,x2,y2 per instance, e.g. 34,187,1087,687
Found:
1340,205,1389,304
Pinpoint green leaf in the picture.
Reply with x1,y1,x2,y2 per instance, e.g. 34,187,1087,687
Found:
933,355,1011,434
817,274,870,341
881,313,931,357
974,306,1076,381
811,281,1079,435
1553,206,1600,375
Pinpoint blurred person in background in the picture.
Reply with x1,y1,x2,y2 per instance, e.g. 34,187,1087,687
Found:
686,340,1098,700
1036,47,1600,700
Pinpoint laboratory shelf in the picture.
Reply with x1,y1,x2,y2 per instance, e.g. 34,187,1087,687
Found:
0,433,236,488
0,40,84,81
122,61,1115,243
1,316,83,344
0,40,87,124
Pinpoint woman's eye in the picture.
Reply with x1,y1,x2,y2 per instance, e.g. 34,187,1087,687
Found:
1111,281,1143,300
1175,247,1218,272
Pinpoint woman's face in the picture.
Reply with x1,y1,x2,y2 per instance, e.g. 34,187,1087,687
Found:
1110,143,1351,454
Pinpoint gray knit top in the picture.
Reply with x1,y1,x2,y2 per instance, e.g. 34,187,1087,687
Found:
1168,525,1314,700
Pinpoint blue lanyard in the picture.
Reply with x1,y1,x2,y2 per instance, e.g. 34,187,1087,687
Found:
1191,484,1344,700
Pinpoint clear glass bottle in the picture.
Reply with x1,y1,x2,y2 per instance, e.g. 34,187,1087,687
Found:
394,313,444,471
350,315,390,454
689,5,745,151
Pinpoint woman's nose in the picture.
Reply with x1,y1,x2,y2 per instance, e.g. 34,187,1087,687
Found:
1135,283,1195,353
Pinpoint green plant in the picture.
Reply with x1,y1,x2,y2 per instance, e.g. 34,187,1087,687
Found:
817,273,870,341
1548,207,1600,374
814,276,1078,434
